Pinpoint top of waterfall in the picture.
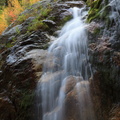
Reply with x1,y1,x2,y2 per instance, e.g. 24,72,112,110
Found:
69,7,81,18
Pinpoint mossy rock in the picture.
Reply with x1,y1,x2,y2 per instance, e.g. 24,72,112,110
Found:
86,0,110,23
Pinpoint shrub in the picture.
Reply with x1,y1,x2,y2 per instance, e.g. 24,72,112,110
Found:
28,19,48,32
0,0,40,34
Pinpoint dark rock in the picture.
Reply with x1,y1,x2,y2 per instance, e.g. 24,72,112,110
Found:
65,1,85,7
109,104,120,120
87,1,120,118
111,41,120,51
43,20,56,27
1,0,120,120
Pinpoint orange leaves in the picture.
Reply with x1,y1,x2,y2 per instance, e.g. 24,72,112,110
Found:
8,11,17,23
0,0,40,35
0,13,8,34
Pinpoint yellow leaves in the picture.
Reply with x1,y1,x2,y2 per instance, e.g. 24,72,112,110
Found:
0,0,40,35
29,0,40,5
0,12,7,34
21,0,40,8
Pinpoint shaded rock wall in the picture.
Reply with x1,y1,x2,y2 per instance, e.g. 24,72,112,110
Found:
0,0,120,120
0,0,86,120
87,0,120,119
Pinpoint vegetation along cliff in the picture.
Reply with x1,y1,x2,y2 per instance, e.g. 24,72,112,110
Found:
0,0,119,120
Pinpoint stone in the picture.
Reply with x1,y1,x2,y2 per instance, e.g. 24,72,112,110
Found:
109,104,120,120
65,79,94,120
2,25,22,36
24,49,47,71
64,76,83,94
0,98,16,120
39,71,64,83
43,20,56,27
65,1,85,7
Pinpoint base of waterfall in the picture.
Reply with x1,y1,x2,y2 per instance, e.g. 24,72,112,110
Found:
37,6,96,120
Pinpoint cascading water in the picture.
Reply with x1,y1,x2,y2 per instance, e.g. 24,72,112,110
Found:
37,6,96,120
101,0,120,39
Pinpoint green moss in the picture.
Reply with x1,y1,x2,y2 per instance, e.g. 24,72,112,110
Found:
86,0,110,23
16,27,21,34
16,91,35,120
27,6,52,32
93,27,100,35
42,43,49,50
64,15,72,22
16,3,53,32
15,3,52,28
60,15,72,25
49,16,55,21
5,36,16,48
39,7,52,19
93,0,102,8
87,0,102,8
87,8,100,22
6,43,14,48
17,14,27,24
28,19,48,32
20,91,34,110
36,6,52,21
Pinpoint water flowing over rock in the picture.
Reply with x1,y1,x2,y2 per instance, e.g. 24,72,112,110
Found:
0,0,120,120
87,0,120,119
37,6,96,120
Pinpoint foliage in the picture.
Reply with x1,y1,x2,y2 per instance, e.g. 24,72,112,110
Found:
60,15,72,25
16,8,38,25
16,91,35,120
86,0,109,23
20,91,34,110
27,5,52,32
28,19,48,31
0,0,40,34
0,13,8,34
16,26,21,34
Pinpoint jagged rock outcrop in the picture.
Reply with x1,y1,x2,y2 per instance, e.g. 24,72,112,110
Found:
87,0,120,119
0,0,120,120
0,0,86,120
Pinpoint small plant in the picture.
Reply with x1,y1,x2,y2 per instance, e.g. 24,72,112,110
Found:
40,7,52,18
16,26,21,34
36,6,52,20
86,0,110,23
6,42,14,48
0,0,40,34
17,14,26,23
28,19,48,32
27,4,52,32
20,91,34,110
62,15,72,24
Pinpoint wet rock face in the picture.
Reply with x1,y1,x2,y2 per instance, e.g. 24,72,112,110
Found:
0,59,35,120
87,11,120,119
0,1,86,120
90,72,112,120
64,76,95,120
88,22,120,103
109,104,120,120
0,29,50,120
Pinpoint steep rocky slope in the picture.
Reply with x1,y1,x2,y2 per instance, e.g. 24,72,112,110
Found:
0,0,85,120
87,0,120,119
0,0,119,120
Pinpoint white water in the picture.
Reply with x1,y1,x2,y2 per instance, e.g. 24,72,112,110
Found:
109,0,120,31
37,7,96,120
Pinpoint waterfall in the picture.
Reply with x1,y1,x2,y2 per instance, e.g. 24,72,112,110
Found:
37,6,96,120
109,0,120,30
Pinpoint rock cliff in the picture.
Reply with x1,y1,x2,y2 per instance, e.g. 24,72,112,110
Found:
0,0,119,120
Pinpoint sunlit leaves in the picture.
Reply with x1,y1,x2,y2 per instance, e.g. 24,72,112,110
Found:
0,0,40,34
